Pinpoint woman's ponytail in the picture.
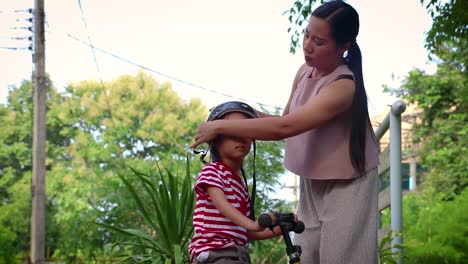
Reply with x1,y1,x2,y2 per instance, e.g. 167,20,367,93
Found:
347,42,370,174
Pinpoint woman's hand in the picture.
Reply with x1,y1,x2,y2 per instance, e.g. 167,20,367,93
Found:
191,121,218,149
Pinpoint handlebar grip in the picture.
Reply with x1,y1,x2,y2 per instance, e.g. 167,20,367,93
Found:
294,221,305,234
258,213,273,228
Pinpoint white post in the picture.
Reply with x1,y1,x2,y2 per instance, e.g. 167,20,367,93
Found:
390,100,406,264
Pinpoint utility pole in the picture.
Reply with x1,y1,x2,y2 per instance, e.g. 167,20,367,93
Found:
31,0,46,263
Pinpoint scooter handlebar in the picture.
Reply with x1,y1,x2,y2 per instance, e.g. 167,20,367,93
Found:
258,213,274,228
257,212,304,234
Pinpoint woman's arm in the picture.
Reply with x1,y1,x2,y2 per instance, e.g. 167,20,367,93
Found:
207,187,264,232
191,78,355,148
256,110,278,118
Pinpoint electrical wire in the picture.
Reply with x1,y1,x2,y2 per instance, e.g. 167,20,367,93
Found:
7,2,284,112
64,33,284,112
76,1,117,125
0,46,30,51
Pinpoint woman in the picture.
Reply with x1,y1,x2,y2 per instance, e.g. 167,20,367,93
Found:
191,1,379,263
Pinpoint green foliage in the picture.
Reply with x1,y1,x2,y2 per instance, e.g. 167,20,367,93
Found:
0,224,16,264
385,48,467,197
98,157,194,263
384,1,467,198
45,72,206,261
420,0,468,65
0,83,42,258
0,71,289,262
401,188,468,263
284,0,318,54
379,1,467,261
0,72,207,261
379,230,403,264
249,236,287,264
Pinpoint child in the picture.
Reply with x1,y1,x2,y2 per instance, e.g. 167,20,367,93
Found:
189,101,281,264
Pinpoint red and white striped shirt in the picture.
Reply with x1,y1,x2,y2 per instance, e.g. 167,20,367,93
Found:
188,161,251,262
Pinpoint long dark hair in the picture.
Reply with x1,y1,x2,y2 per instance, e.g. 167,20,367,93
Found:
312,1,371,174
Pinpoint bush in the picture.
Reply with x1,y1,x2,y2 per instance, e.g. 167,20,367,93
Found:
0,225,16,264
402,188,468,263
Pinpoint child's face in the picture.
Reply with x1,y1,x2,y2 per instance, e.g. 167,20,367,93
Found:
214,112,252,162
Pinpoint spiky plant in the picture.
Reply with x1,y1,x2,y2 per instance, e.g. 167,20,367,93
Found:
98,157,195,263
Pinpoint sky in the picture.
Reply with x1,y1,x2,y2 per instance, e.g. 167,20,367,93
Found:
1,0,434,117
1,0,434,200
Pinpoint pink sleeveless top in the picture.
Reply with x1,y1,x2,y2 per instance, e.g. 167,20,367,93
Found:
283,64,379,180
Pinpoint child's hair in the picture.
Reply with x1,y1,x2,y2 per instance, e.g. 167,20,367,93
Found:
312,1,371,174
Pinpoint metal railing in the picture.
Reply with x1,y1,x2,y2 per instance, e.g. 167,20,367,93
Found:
374,100,406,264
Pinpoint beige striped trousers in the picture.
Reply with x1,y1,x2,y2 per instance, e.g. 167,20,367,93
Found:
293,168,379,264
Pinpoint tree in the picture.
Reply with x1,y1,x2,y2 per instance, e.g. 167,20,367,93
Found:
421,0,468,66
285,0,468,56
0,72,207,261
0,71,291,262
402,188,468,263
0,79,62,261
45,71,208,261
385,53,467,197
383,6,467,197
284,0,316,54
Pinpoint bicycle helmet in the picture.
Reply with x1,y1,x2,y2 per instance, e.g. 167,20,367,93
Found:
207,101,259,121
194,101,259,220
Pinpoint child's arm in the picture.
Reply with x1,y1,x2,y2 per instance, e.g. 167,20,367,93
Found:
247,226,282,240
248,212,299,240
207,187,263,232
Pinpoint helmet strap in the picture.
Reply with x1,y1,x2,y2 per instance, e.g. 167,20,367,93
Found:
240,140,257,221
252,141,257,221
193,145,209,165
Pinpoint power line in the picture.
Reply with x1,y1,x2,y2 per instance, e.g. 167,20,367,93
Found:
30,0,282,112
76,0,118,133
0,7,33,50
0,36,33,40
72,1,194,161
0,9,33,14
64,33,283,112
0,46,30,51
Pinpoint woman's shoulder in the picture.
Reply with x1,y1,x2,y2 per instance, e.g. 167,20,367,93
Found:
334,64,353,77
297,63,310,75
293,63,312,83
319,64,354,85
